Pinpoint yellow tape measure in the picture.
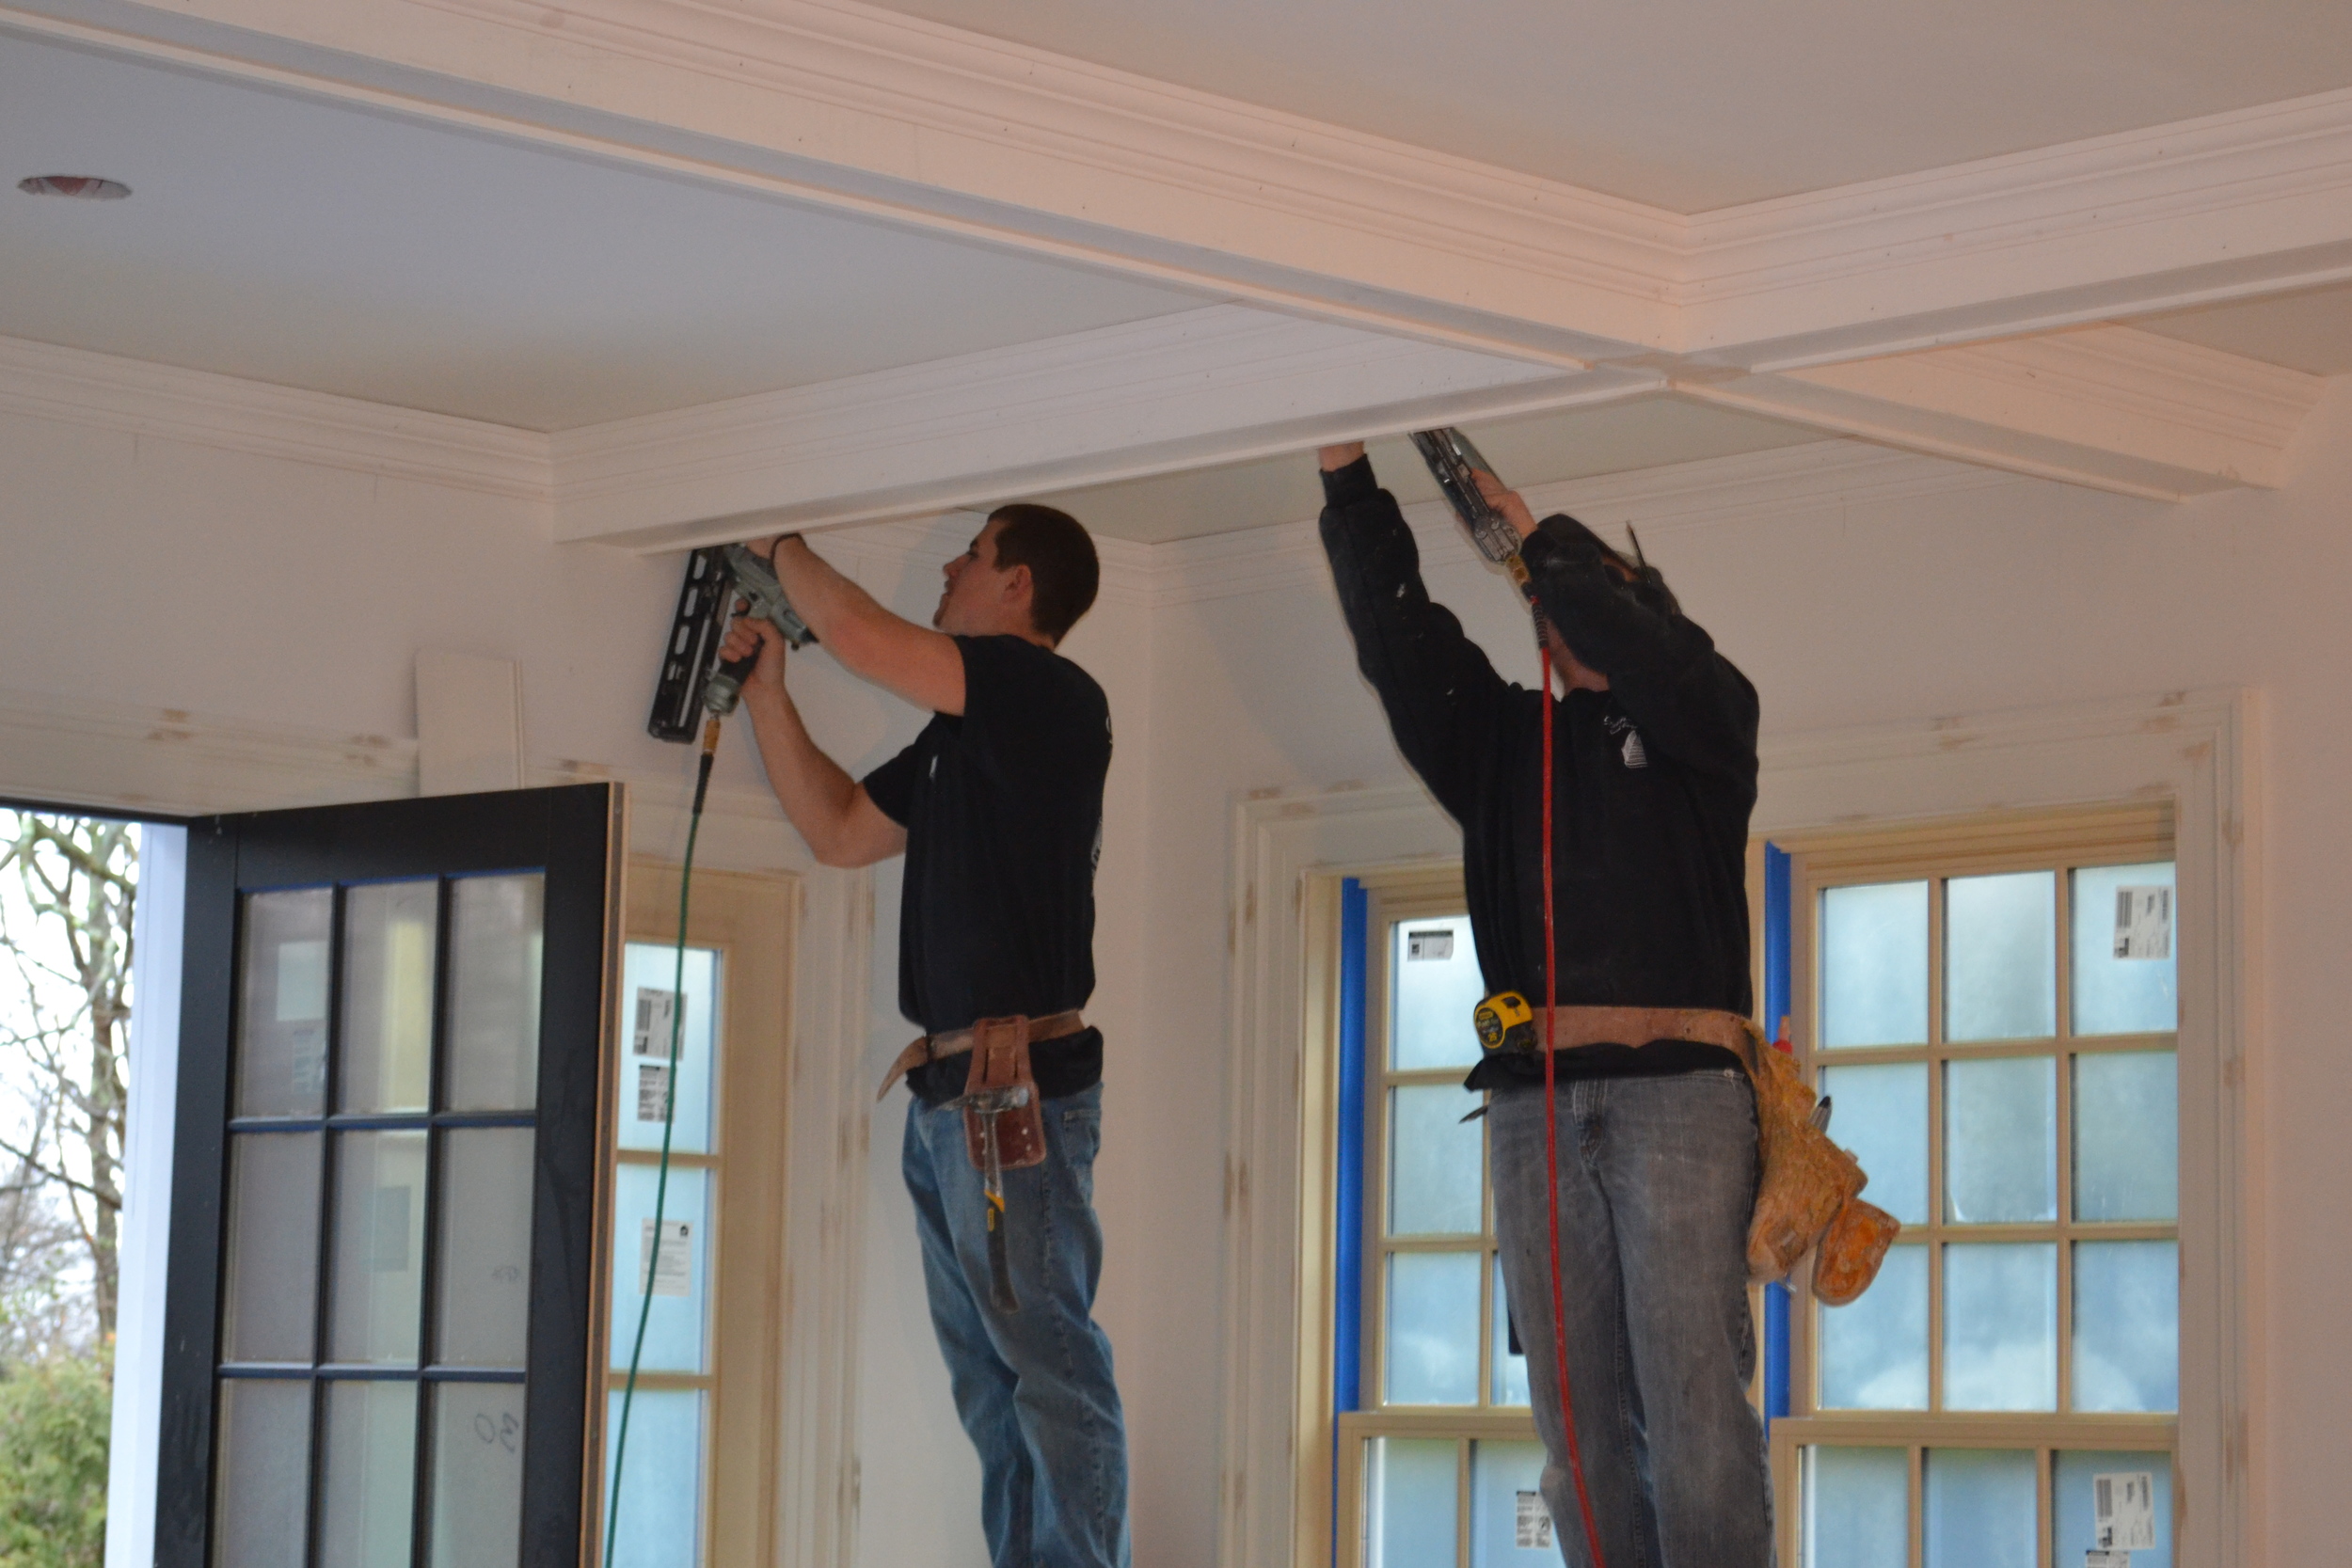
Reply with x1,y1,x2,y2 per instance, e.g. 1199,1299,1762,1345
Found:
1472,990,1536,1053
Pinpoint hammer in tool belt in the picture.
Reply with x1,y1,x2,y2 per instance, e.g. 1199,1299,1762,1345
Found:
956,1081,1031,1314
951,1016,1050,1314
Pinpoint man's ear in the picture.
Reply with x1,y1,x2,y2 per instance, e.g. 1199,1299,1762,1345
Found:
1002,562,1033,605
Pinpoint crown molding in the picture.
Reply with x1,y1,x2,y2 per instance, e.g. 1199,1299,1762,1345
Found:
548,306,1654,550
1682,85,2352,366
0,334,551,501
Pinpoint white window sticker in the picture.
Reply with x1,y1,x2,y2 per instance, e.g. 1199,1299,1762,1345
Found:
1514,1490,1552,1549
2094,1470,2156,1551
636,1062,673,1122
2085,1552,2130,1568
2112,887,2172,960
1406,929,1454,962
632,986,682,1056
638,1218,691,1298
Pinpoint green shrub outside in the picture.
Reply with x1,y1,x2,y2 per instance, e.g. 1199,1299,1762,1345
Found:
0,1352,109,1568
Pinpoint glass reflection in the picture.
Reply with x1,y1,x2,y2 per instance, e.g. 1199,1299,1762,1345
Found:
2072,863,2178,1037
1366,1437,1456,1568
2074,1052,2178,1222
1943,1243,2057,1411
1389,1085,1484,1236
1803,1447,1908,1568
236,888,332,1117
1944,872,2055,1042
1944,1057,2056,1224
1384,1251,1481,1406
1819,1243,1928,1410
1924,1449,2035,1568
2074,1241,2179,1414
1820,882,1929,1048
1391,916,1486,1071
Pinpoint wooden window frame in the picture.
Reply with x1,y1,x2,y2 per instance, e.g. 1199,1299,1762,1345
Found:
592,861,794,1568
1769,803,2181,1567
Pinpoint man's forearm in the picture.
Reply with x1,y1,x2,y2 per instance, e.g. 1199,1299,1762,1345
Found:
739,683,866,863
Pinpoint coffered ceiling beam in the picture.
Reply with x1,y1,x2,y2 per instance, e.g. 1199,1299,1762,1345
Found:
1674,326,2327,501
550,307,1662,550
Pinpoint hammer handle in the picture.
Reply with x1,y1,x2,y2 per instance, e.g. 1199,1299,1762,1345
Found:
986,1217,1018,1314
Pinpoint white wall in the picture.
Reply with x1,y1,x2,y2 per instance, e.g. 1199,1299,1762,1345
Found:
7,376,2349,1565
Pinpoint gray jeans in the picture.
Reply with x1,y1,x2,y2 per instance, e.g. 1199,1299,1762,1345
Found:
1489,1069,1772,1568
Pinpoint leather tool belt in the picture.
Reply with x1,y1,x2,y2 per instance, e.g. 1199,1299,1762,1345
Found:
876,1008,1085,1102
1473,993,1899,1307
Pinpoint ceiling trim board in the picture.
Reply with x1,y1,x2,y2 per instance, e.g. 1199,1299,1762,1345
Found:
1756,325,2327,492
548,305,1664,550
0,334,552,501
18,0,2348,372
1681,86,2352,363
1144,441,2030,609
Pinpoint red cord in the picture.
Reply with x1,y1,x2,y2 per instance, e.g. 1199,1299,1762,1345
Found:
1540,640,1608,1568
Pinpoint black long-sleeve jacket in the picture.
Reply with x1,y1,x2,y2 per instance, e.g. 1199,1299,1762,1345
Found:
1319,457,1759,1090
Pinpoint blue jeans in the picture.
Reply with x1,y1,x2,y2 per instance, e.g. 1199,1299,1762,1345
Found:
1489,1069,1771,1568
901,1081,1132,1568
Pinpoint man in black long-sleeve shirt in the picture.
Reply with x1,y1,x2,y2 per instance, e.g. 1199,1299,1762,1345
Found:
1317,442,1768,1566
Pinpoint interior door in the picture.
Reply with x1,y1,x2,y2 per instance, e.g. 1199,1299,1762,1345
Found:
154,784,624,1568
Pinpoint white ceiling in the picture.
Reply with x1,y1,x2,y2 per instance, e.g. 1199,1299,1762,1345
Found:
0,32,1209,430
865,0,2352,213
2133,282,2352,377
1039,400,1822,544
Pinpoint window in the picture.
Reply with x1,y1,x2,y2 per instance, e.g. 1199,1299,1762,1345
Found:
598,862,791,1568
1773,808,2179,1568
1334,872,1545,1568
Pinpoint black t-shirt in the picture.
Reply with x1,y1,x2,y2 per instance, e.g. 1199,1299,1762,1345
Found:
862,635,1112,1104
1319,458,1758,1090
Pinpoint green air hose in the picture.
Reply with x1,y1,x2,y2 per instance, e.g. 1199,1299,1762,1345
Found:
603,717,720,1568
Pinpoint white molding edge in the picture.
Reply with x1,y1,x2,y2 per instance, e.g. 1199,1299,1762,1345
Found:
1149,440,2027,609
0,334,550,502
1690,326,2330,499
1681,84,2352,362
549,307,1652,549
1218,689,2260,1567
10,0,2352,370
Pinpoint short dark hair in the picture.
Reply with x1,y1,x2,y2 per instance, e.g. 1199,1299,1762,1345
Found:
988,503,1100,642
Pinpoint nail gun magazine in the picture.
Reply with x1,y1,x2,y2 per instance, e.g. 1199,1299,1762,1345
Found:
645,542,818,742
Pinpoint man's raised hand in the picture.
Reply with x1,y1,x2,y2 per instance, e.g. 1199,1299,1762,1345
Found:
1472,468,1539,541
1318,440,1367,472
718,608,790,702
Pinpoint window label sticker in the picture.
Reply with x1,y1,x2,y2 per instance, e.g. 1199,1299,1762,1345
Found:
638,1218,691,1298
2084,1552,2129,1568
1406,929,1454,961
636,1062,673,1122
633,986,682,1055
2112,887,2172,960
1515,1490,1552,1549
2094,1470,2156,1550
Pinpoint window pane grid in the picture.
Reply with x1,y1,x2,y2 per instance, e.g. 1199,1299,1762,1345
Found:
1795,842,2176,1567
1810,861,2177,1423
1349,897,1540,1568
218,874,546,1568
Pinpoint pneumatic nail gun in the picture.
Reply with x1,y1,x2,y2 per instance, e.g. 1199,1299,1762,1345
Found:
645,543,819,742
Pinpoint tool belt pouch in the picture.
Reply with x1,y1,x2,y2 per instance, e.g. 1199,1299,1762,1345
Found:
1743,1027,1899,1304
962,1017,1047,1172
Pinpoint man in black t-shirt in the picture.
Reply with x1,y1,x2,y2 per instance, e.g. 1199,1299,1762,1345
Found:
718,505,1128,1568
1316,443,1767,1567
